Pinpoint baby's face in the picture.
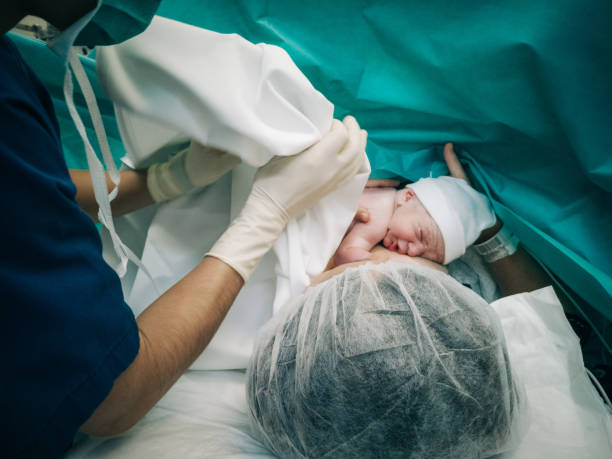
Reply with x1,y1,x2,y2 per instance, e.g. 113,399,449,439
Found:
383,188,445,263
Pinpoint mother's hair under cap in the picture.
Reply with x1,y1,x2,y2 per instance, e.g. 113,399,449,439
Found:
247,262,525,458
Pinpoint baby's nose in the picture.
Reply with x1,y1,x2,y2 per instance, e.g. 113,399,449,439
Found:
397,239,409,254
407,241,425,257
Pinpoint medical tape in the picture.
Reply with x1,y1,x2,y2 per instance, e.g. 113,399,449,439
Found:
63,50,159,295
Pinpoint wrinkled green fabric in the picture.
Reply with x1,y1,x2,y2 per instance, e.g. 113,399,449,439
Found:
11,0,612,317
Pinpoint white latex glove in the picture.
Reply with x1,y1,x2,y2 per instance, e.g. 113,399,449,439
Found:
208,116,367,281
147,141,241,202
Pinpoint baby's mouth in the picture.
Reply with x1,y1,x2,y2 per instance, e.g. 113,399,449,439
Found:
384,237,408,254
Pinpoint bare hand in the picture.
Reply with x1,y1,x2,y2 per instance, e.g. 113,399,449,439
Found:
345,206,370,235
443,142,471,185
355,206,370,224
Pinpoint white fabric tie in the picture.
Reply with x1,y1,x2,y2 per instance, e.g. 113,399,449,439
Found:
63,48,155,287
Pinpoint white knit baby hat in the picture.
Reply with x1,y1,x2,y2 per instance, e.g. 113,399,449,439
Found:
407,177,496,264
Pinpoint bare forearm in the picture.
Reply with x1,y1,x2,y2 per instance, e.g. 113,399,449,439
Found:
80,256,243,435
485,245,551,297
69,169,154,221
479,222,572,310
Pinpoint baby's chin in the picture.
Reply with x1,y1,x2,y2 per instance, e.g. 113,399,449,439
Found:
311,246,446,286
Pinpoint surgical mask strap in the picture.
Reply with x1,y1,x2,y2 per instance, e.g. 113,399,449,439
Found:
68,50,120,199
63,48,159,294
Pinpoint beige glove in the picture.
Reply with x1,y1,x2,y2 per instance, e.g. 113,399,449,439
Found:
147,141,241,202
208,116,367,281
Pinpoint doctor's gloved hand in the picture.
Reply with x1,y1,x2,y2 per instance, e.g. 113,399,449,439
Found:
208,116,367,281
252,116,367,221
147,141,241,202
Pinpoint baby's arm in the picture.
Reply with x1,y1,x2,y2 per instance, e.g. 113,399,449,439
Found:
334,230,378,265
334,187,397,265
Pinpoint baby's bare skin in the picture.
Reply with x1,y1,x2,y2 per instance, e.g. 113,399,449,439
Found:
334,188,396,266
334,186,445,266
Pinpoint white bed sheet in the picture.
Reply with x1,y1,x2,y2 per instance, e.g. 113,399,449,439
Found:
493,287,612,458
69,370,271,458
69,287,612,458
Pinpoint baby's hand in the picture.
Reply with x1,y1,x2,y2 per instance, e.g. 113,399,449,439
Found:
345,206,370,235
355,206,370,224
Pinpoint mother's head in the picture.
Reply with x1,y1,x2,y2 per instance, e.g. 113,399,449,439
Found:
247,262,523,458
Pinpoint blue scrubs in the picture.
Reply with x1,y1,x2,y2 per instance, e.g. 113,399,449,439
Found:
0,36,139,457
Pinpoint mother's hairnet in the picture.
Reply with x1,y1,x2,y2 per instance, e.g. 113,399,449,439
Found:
247,262,525,458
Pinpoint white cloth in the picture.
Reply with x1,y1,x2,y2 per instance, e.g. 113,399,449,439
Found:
69,370,274,459
407,176,496,264
492,287,612,458
97,15,334,168
97,17,370,369
67,287,612,458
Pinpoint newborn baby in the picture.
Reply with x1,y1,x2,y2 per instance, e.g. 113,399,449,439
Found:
335,185,445,265
335,163,496,266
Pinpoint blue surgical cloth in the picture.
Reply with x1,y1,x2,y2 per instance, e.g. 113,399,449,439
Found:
0,36,139,457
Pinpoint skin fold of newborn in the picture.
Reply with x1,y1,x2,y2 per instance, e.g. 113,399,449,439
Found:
334,185,445,266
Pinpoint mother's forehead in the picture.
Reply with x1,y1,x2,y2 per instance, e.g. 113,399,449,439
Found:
332,260,454,287
305,263,481,322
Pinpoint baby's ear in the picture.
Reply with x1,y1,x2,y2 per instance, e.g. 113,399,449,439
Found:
405,188,416,200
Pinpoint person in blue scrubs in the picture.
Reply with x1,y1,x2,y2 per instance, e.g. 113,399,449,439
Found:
0,1,367,456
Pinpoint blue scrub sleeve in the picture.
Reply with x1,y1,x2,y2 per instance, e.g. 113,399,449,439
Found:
0,36,139,457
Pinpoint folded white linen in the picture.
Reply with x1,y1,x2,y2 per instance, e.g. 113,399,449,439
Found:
97,16,334,168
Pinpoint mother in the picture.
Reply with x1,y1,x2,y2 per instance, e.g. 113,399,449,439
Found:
246,148,562,458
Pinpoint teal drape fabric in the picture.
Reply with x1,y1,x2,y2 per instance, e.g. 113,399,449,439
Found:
11,0,612,316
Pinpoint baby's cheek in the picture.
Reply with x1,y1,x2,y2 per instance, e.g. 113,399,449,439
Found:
388,218,412,241
387,215,402,235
